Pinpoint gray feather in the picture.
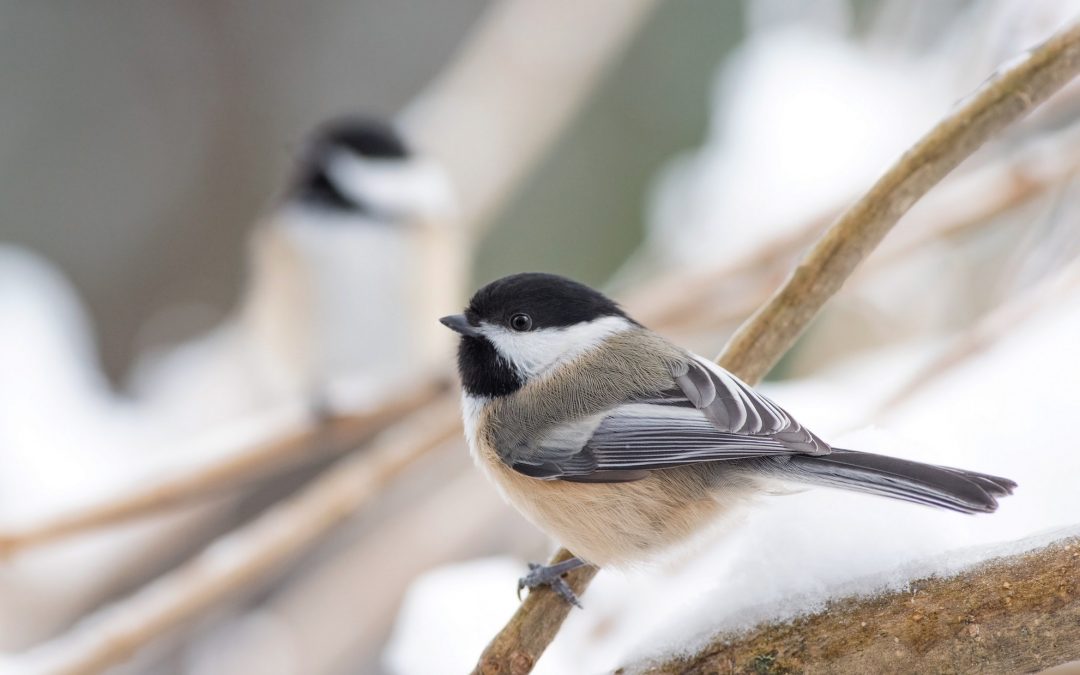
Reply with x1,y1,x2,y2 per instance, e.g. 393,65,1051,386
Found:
667,358,831,455
768,449,1016,514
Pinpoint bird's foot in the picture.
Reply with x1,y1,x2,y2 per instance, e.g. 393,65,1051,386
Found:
516,558,587,608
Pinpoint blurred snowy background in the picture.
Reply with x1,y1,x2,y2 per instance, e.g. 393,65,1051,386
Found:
2,1,1079,673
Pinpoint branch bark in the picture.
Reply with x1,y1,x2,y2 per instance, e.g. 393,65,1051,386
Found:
473,20,1080,675
636,535,1080,674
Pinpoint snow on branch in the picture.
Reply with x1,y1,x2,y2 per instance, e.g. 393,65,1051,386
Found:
637,534,1080,673
473,19,1080,675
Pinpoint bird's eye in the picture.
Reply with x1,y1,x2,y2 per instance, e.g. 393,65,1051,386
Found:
509,313,533,332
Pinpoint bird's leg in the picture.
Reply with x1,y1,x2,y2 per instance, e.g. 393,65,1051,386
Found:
517,556,590,608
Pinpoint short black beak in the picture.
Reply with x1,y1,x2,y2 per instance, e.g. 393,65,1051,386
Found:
439,314,481,338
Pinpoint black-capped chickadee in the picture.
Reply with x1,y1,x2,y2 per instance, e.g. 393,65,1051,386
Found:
440,273,1016,605
266,117,460,406
134,117,460,425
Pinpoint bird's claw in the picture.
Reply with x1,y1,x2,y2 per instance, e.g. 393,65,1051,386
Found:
517,561,583,608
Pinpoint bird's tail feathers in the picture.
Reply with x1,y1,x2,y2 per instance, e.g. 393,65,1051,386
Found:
778,448,1016,514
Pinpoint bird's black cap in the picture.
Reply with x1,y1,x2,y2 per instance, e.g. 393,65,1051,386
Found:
289,116,411,212
447,273,632,398
315,117,410,159
464,272,629,332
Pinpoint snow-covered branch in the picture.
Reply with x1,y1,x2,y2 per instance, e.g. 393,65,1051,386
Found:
636,534,1080,673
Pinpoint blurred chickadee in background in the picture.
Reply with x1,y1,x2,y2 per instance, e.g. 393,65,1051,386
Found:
134,117,461,427
257,116,461,407
440,273,1015,605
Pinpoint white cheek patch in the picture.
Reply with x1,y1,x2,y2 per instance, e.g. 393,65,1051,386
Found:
326,149,455,220
481,315,632,380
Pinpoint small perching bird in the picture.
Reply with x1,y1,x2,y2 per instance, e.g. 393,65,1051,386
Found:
440,273,1016,605
133,117,460,428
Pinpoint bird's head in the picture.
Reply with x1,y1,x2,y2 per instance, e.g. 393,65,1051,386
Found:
288,116,453,225
440,273,635,397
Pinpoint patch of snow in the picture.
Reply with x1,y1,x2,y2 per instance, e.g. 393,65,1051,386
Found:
382,558,524,675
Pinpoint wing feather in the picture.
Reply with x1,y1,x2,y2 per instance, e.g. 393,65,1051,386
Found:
505,353,830,481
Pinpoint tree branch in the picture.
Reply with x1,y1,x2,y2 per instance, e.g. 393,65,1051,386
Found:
718,21,1080,384
0,378,445,556
473,20,1080,674
12,400,463,675
637,535,1080,674
649,120,1080,336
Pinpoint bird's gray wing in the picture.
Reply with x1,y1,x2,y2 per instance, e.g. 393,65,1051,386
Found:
511,403,809,481
508,356,829,482
649,356,830,455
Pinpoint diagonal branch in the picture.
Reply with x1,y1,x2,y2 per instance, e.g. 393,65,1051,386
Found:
0,378,445,557
718,20,1080,384
473,19,1080,675
12,400,463,675
647,120,1080,335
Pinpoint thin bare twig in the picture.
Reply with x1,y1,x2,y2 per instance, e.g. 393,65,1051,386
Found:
473,20,1080,675
0,379,445,556
665,123,1080,337
623,210,835,328
198,471,535,673
629,117,1080,336
719,23,1080,384
13,400,463,675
